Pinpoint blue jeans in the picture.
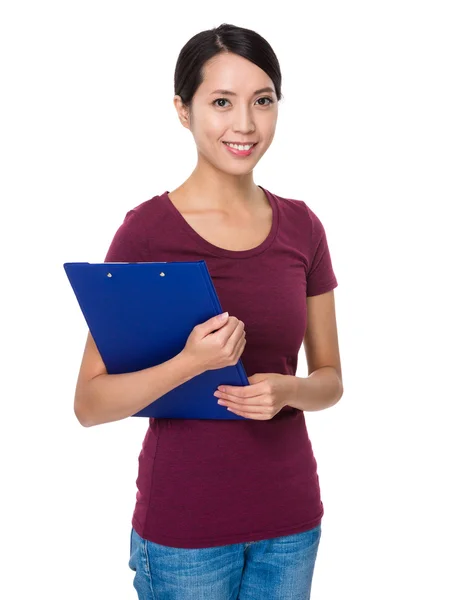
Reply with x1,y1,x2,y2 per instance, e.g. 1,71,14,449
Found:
129,523,322,599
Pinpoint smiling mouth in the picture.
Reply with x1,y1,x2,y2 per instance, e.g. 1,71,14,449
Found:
222,142,258,148
222,142,259,158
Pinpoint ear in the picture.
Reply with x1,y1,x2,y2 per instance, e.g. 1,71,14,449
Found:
173,95,191,130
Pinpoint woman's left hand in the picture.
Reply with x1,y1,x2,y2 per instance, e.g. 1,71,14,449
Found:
213,373,294,420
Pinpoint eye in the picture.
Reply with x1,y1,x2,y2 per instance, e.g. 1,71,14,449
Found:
256,97,274,106
212,96,274,108
213,98,230,108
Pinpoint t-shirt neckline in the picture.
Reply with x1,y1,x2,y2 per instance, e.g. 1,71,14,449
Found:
161,185,279,259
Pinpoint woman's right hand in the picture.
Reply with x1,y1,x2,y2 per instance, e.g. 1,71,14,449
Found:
182,312,247,372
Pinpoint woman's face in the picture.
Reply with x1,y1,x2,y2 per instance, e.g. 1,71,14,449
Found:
174,52,279,174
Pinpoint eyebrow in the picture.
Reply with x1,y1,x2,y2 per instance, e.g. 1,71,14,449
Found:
210,87,276,96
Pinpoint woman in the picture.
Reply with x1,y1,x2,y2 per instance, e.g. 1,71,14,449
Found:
75,22,343,600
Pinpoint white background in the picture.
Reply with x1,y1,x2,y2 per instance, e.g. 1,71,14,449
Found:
1,1,450,598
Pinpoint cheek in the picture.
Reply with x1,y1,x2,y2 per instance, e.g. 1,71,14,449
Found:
199,110,225,130
197,121,225,146
263,118,277,143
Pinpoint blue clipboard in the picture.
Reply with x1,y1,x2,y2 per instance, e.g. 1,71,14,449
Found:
63,260,249,419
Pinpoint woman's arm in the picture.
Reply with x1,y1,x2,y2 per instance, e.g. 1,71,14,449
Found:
287,290,343,412
74,331,203,427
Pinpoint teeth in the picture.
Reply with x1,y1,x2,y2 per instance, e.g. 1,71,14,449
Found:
225,142,255,151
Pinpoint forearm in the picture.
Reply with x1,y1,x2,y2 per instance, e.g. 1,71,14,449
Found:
286,366,343,412
76,350,203,427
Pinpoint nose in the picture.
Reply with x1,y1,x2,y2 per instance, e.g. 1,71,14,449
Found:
231,103,256,135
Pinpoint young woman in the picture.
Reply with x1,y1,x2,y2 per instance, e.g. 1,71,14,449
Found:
74,22,343,600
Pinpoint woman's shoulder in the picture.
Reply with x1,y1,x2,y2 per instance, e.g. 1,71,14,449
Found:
269,188,312,220
269,189,331,245
126,191,167,216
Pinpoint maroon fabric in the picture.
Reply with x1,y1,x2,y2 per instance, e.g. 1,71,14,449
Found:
104,186,338,548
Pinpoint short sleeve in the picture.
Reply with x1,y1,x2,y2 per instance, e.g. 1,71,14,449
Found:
103,208,149,262
306,206,338,297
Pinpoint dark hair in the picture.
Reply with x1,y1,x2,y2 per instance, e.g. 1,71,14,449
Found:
174,23,283,112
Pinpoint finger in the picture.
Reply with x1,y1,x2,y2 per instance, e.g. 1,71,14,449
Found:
216,387,267,401
217,382,266,398
226,407,269,420
216,393,269,409
215,388,268,406
220,400,271,414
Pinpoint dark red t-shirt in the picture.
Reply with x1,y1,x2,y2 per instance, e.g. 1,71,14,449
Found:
104,186,338,549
